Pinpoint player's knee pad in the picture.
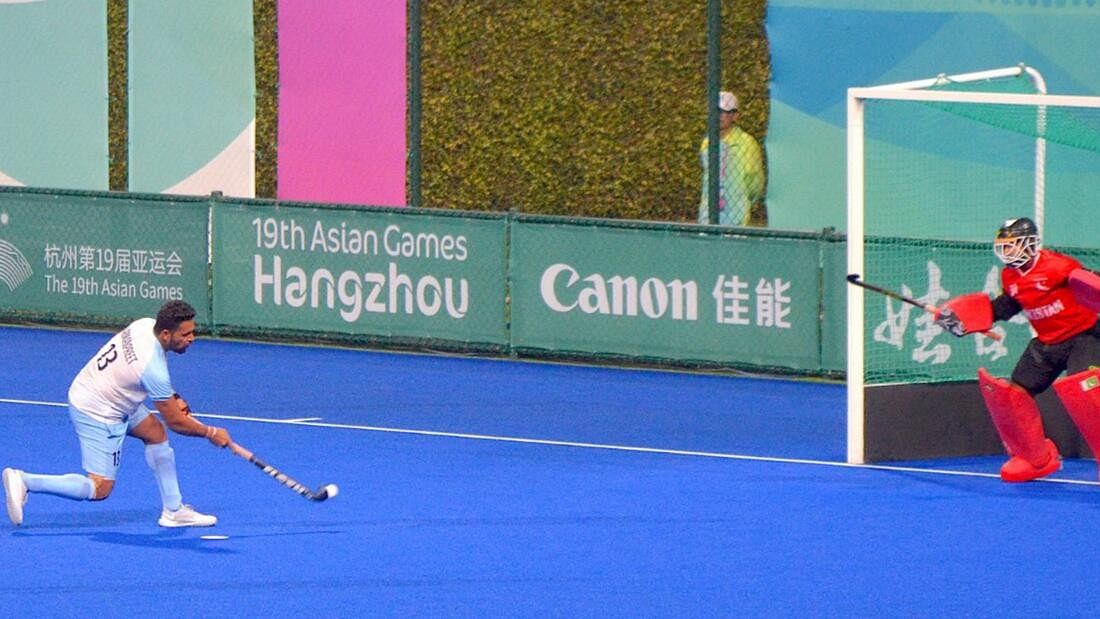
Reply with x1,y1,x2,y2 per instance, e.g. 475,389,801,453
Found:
978,367,1051,465
1053,369,1100,459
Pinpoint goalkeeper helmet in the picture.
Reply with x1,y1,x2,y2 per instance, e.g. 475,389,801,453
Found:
994,217,1041,268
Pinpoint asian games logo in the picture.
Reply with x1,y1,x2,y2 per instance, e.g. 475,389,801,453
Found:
0,211,33,292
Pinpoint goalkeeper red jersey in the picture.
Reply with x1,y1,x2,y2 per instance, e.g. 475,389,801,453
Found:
1002,249,1097,344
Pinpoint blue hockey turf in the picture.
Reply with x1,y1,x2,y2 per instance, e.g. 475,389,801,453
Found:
2,325,1099,617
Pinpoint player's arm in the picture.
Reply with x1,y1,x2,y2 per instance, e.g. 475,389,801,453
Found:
154,394,231,447
991,293,1022,322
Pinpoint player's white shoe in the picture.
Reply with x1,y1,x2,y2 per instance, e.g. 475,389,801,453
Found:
3,468,27,526
158,504,217,528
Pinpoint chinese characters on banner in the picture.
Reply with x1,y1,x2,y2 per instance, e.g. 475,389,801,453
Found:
871,261,1031,365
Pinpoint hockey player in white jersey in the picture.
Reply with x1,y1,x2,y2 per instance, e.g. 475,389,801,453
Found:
3,300,232,527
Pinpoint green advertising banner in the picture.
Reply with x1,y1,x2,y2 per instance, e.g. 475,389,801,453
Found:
821,240,847,375
0,191,210,324
210,203,508,345
509,222,823,370
861,241,1045,385
14,187,1064,379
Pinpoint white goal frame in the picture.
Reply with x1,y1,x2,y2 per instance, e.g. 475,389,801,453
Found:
845,65,1100,464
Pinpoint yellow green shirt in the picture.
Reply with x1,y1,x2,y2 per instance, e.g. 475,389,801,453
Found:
699,127,765,226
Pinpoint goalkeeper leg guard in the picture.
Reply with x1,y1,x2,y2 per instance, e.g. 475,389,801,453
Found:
978,368,1061,482
1053,369,1100,480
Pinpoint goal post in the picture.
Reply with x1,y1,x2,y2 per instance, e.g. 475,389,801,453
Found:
846,65,1100,464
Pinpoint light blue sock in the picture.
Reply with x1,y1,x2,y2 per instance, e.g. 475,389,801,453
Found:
22,472,94,501
144,442,183,511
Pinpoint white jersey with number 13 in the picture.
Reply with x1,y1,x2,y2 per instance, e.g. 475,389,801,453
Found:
68,317,175,424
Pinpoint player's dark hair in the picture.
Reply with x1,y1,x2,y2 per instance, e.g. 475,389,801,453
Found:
154,300,196,333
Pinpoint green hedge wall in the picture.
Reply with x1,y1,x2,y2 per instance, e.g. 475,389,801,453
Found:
109,0,769,225
107,0,126,191
420,1,769,223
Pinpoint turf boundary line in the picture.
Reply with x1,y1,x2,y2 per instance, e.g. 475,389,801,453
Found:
3,397,1096,486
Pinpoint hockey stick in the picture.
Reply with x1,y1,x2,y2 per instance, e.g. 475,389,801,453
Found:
229,442,339,502
846,273,1002,341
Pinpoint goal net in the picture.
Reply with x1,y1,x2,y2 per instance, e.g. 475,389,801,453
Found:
846,65,1100,463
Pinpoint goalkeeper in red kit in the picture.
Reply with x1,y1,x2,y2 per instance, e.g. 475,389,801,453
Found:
935,217,1100,482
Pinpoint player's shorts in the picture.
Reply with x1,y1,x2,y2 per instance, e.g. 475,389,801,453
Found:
1012,321,1100,394
67,404,153,479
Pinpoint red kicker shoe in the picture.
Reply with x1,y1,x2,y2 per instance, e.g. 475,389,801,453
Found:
1000,439,1061,482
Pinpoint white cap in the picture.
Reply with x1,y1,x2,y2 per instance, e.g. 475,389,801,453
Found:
718,91,738,112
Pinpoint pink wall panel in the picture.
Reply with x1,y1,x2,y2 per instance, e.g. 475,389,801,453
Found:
278,0,406,206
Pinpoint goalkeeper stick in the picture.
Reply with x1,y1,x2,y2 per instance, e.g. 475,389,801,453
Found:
228,442,339,502
846,273,1002,341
